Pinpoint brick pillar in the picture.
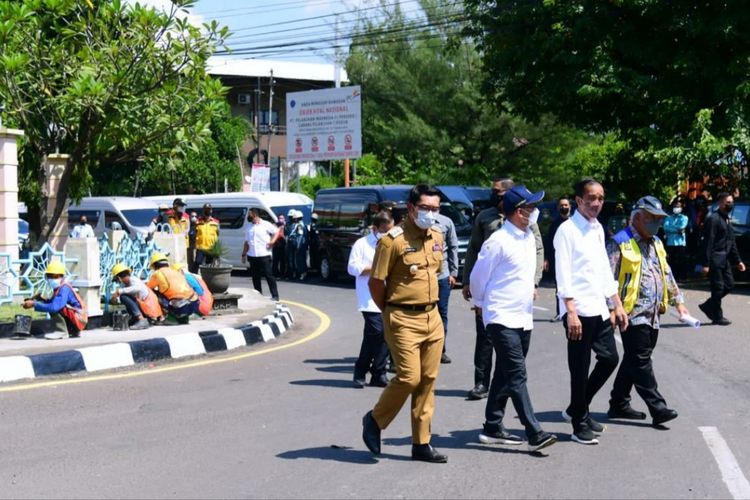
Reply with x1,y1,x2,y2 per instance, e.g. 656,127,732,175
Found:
45,153,70,251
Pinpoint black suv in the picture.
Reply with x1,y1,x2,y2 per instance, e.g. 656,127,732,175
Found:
313,185,472,280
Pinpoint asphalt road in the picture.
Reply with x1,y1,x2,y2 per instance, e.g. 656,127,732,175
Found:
1,276,749,499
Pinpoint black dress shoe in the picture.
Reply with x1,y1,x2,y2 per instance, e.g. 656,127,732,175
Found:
713,317,732,326
369,376,389,387
440,352,452,364
411,444,447,463
353,378,366,389
653,408,678,426
467,384,489,400
608,406,647,420
362,411,381,455
698,301,715,321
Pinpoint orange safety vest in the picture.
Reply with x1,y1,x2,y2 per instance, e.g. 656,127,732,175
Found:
146,267,195,301
137,288,163,319
194,275,214,316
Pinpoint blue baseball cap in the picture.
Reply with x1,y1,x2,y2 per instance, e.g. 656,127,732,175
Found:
634,195,668,217
503,185,545,213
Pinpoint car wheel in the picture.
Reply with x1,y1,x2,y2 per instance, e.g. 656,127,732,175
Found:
319,256,334,281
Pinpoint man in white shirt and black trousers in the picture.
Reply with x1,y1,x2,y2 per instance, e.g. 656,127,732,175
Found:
470,186,557,453
242,208,282,301
348,210,394,388
554,178,629,445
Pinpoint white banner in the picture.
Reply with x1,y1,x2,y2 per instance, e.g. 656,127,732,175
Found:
286,86,362,161
251,163,270,192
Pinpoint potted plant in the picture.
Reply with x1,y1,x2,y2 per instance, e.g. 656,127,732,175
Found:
199,239,233,294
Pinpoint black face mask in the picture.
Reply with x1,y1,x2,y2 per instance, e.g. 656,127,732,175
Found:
559,207,570,216
723,203,734,213
489,192,503,208
204,211,212,218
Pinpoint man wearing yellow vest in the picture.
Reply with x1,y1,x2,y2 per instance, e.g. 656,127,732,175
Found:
192,203,220,273
166,198,190,246
146,252,199,323
606,196,691,428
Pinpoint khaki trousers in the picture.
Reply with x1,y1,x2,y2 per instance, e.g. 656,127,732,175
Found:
372,306,444,444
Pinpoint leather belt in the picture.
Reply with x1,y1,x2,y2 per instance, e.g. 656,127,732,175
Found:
386,302,437,312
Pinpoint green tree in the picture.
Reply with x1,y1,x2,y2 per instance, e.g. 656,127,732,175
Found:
0,0,228,242
97,103,251,196
464,0,750,197
344,0,603,197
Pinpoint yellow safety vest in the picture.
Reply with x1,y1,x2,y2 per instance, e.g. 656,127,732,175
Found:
615,228,669,314
195,217,220,251
166,210,190,245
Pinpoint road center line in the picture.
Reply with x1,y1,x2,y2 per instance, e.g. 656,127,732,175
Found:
699,426,750,499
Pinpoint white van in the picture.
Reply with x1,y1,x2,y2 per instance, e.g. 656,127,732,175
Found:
27,197,159,238
144,192,313,269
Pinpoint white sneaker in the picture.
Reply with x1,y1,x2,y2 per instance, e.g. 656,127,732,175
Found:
44,332,65,340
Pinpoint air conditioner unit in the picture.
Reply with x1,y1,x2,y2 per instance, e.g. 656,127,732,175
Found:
237,93,251,105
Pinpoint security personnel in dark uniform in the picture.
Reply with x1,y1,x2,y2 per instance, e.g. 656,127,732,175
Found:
361,184,447,463
698,192,746,325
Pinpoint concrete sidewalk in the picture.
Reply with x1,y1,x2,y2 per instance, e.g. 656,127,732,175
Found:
0,280,296,383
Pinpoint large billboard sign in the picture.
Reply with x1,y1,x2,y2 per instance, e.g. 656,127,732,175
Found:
286,86,362,162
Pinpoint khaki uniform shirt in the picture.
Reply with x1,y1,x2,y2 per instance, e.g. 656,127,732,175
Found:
371,218,444,305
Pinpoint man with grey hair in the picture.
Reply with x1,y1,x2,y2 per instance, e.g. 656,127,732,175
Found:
606,196,690,427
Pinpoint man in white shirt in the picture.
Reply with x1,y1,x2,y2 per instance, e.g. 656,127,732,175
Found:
348,210,394,388
242,208,281,301
470,186,557,453
554,178,629,445
70,215,95,239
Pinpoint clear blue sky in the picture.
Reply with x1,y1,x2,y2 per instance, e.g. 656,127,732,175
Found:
139,0,424,64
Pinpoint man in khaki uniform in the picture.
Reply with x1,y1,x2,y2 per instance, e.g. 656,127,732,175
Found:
362,184,447,463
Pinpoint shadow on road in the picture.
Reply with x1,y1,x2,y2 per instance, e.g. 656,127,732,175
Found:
304,357,357,365
289,379,357,389
315,365,355,374
277,445,379,464
434,389,469,399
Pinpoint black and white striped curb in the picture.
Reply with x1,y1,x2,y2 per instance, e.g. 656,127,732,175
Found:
0,304,294,384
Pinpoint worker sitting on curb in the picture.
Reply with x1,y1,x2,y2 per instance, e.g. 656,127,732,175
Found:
22,261,88,340
146,253,199,323
110,263,164,329
172,263,214,317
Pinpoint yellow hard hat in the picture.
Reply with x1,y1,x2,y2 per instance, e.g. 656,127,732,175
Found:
45,260,66,276
150,252,169,268
111,263,131,278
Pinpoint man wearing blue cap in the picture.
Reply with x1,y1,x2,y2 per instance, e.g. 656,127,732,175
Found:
606,195,689,427
470,185,557,452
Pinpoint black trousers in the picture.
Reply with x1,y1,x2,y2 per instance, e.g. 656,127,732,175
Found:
354,312,388,381
484,324,542,438
437,277,451,353
249,256,279,300
666,245,686,280
272,241,286,277
564,314,619,428
610,324,667,416
706,261,734,319
191,250,214,274
474,313,494,387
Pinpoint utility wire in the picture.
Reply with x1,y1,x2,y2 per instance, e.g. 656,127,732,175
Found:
216,14,467,55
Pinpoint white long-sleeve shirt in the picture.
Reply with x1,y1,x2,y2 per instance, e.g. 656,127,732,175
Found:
347,233,380,313
553,210,618,320
70,223,95,239
244,220,277,258
470,221,536,330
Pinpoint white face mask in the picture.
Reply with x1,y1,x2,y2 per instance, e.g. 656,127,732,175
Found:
47,278,62,290
673,207,683,214
414,209,436,230
528,208,540,225
374,232,383,240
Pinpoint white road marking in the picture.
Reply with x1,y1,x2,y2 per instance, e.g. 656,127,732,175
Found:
532,305,550,311
699,426,750,500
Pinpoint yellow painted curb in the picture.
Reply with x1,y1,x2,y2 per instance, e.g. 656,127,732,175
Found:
0,300,330,393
